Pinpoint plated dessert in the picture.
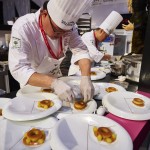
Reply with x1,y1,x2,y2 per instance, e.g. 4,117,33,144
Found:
105,87,118,93
93,126,117,143
23,128,46,146
38,100,54,109
132,98,144,107
90,71,97,76
41,88,54,93
74,101,87,110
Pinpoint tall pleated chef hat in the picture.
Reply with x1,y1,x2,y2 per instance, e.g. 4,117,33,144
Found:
47,0,93,30
99,11,123,34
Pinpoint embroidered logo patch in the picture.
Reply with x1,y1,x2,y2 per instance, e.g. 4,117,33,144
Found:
91,40,95,45
12,37,21,48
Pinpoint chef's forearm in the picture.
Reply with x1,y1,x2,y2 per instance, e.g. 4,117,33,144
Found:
27,72,55,87
78,58,91,76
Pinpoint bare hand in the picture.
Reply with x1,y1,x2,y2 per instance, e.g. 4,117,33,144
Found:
122,20,134,31
102,54,111,61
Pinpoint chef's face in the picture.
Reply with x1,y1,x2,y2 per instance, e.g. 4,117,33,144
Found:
41,10,71,39
48,16,67,39
96,29,108,42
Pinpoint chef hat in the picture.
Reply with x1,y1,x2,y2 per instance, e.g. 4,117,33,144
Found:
47,0,93,30
99,11,123,34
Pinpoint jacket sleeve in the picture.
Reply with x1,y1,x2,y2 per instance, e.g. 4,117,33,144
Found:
68,26,91,64
9,26,35,87
81,32,104,63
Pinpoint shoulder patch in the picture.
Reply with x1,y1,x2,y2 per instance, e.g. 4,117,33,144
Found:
12,37,21,48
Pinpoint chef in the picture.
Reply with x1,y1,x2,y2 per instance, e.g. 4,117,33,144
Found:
68,11,123,76
9,0,94,102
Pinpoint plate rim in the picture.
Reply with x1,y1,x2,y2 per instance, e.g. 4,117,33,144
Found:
94,82,126,100
55,99,97,120
2,95,62,121
0,98,11,120
50,114,133,150
0,116,58,150
76,70,106,81
102,91,150,120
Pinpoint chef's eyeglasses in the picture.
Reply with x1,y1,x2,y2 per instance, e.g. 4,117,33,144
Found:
49,15,72,35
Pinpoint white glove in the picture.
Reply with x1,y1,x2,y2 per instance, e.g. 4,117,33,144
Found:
80,76,95,102
51,79,75,102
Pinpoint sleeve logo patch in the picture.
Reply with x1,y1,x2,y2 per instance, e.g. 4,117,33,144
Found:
12,37,21,48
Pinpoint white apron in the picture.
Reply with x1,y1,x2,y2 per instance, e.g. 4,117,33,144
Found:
68,64,80,76
36,56,64,77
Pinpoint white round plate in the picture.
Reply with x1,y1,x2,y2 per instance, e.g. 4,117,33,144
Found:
91,67,111,74
0,98,10,120
16,85,58,97
50,114,133,150
16,85,41,96
102,91,150,120
2,93,62,121
94,83,126,100
0,117,57,150
54,99,97,120
76,70,106,81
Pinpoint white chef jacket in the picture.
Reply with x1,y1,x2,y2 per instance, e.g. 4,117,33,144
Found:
9,9,90,87
68,30,104,76
81,30,104,62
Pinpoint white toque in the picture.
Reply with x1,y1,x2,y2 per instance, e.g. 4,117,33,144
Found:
99,11,123,34
47,0,93,30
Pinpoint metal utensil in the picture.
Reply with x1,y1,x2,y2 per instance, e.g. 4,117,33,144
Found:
111,62,125,76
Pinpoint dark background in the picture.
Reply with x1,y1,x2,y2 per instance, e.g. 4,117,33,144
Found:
116,13,132,29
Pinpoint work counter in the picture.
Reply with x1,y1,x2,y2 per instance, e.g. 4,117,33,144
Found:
0,73,150,150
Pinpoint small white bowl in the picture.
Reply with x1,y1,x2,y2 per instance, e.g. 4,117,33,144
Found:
118,76,126,82
7,21,14,25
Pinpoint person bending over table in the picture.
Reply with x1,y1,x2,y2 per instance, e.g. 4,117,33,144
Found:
8,0,94,102
68,11,123,76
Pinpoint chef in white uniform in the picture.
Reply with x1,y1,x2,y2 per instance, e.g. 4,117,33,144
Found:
68,11,123,76
9,0,94,102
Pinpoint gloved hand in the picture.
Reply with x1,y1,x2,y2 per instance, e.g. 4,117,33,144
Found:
51,79,75,102
80,76,94,102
